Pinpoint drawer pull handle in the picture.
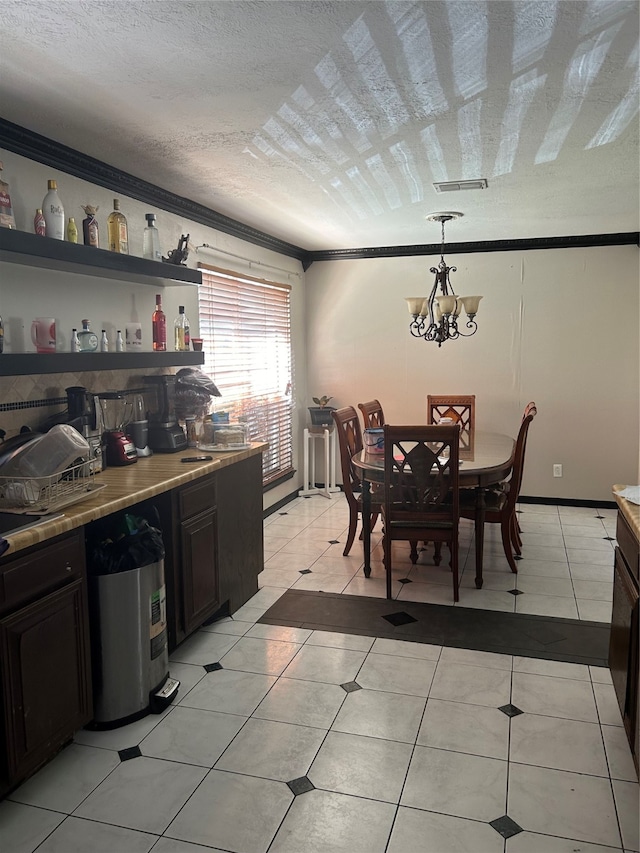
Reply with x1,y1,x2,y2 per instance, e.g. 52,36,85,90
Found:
65,564,72,572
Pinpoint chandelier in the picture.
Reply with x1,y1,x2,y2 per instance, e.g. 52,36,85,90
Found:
405,212,482,347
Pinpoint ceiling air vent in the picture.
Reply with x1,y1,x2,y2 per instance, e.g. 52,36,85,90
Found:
433,179,488,193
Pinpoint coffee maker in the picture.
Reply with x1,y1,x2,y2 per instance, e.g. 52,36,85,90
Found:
143,375,187,452
97,392,137,466
65,386,104,473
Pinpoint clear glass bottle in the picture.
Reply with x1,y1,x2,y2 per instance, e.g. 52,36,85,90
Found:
152,293,167,352
115,330,124,352
100,329,109,352
174,305,191,351
67,217,78,243
77,319,98,352
42,179,65,240
107,198,128,254
143,213,162,261
70,328,80,352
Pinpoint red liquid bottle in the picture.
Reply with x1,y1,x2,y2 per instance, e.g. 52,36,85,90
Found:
152,293,167,352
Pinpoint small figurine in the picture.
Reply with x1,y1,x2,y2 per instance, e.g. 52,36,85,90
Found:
162,233,190,266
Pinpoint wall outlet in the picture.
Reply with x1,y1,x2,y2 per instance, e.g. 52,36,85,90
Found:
553,464,563,478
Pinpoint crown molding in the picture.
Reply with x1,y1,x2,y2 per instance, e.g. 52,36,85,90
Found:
302,232,640,268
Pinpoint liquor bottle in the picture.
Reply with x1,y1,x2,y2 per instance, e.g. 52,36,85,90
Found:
70,328,80,352
34,209,46,236
81,204,99,247
42,180,65,240
152,293,167,352
100,330,109,352
77,319,98,352
115,330,124,352
174,305,191,351
0,163,16,229
107,198,129,254
143,213,162,261
67,217,78,243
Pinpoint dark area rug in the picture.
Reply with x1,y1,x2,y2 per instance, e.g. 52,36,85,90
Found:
257,589,610,667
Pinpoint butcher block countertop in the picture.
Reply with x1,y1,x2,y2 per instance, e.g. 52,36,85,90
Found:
613,484,640,542
1,443,266,557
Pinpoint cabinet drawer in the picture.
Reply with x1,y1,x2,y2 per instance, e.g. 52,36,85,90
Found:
1,532,85,614
617,512,639,584
178,476,216,520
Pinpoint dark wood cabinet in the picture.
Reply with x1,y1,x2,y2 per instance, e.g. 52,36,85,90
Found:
217,454,263,614
609,508,639,775
0,532,92,795
166,475,220,648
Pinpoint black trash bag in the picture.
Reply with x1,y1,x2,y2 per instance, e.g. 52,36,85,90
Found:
175,367,222,420
89,511,165,574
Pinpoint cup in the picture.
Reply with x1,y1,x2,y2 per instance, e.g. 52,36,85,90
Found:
31,318,56,353
191,338,203,351
125,323,142,352
364,428,384,454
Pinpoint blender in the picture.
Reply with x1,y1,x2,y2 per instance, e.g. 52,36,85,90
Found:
143,375,187,452
97,392,137,466
127,392,152,458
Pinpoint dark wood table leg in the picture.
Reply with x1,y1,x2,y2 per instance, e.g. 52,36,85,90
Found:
474,487,486,589
362,478,372,578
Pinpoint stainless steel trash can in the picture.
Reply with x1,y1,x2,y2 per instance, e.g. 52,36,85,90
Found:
89,557,178,727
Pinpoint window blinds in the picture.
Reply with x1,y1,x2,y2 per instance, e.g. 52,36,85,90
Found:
198,265,293,486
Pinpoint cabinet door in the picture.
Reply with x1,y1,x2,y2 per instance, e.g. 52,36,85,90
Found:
180,508,219,637
0,579,92,785
609,548,638,732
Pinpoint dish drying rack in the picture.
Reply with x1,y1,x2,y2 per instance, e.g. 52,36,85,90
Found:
0,460,106,515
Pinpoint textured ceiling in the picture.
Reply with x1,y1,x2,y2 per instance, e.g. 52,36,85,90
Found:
1,0,639,251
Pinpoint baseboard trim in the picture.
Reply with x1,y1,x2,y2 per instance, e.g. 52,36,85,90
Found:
519,495,617,510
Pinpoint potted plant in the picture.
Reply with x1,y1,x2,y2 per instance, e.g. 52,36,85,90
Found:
308,395,335,426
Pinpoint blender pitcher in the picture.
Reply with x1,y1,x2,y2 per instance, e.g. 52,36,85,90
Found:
97,392,137,466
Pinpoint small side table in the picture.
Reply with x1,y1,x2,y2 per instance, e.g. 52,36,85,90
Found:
299,425,341,499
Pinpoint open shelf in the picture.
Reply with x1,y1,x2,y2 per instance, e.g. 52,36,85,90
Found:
0,228,201,287
0,351,205,376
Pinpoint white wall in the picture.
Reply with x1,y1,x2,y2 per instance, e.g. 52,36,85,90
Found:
304,245,640,502
0,148,308,511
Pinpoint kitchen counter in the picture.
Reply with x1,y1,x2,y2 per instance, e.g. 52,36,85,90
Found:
613,485,640,541
1,443,266,557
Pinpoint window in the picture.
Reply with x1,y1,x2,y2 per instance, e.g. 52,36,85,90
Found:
198,264,293,487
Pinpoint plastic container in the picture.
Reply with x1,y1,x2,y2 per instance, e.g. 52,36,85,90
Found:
0,424,90,479
364,428,384,454
199,421,249,450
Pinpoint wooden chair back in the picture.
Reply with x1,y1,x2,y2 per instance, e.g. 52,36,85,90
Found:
506,405,537,510
383,424,460,530
427,395,475,433
358,400,385,429
331,406,364,499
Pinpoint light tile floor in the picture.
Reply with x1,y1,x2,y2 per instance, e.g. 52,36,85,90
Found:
2,497,637,853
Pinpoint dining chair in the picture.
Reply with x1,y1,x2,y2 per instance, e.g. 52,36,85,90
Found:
382,424,460,601
358,399,385,429
460,404,537,573
427,395,475,432
332,406,381,557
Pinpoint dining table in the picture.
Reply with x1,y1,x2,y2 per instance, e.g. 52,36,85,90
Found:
352,429,516,589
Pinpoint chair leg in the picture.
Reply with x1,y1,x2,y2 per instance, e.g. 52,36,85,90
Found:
451,540,459,602
433,542,443,565
410,541,419,563
384,534,392,599
343,508,358,556
510,514,522,555
501,516,518,573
